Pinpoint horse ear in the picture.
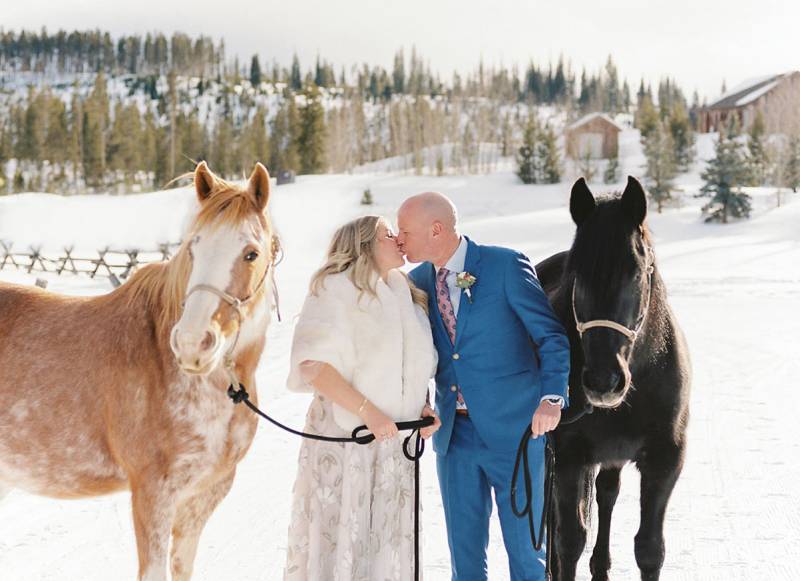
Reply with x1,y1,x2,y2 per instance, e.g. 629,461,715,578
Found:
570,177,596,226
247,162,271,211
621,176,647,225
194,161,215,202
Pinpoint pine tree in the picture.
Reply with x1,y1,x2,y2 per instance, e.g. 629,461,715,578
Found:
643,120,677,212
167,69,178,180
515,115,537,184
699,121,752,223
44,93,69,166
0,120,9,194
297,87,327,174
636,95,659,140
246,107,270,169
746,111,769,186
269,94,300,175
783,135,800,193
604,151,619,184
19,87,46,162
68,89,83,184
361,188,373,205
82,73,109,187
249,54,262,88
668,102,695,172
290,54,302,91
107,101,142,183
536,124,561,183
392,49,406,94
578,149,597,183
82,103,105,186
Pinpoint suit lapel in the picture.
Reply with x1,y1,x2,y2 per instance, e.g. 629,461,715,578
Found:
454,238,480,349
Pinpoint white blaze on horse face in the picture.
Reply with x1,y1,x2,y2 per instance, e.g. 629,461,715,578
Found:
171,219,266,375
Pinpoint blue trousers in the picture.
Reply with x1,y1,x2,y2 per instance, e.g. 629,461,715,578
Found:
437,415,547,581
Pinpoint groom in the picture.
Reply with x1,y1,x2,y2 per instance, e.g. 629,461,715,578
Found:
398,192,570,580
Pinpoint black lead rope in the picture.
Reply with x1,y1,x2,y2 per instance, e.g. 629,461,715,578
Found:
227,383,433,581
510,404,593,578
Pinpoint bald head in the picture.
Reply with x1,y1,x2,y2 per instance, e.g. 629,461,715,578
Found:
397,191,461,266
399,191,459,232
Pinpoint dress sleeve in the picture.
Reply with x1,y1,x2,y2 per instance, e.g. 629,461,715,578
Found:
287,282,356,393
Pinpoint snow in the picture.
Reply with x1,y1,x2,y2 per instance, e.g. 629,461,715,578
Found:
1,165,799,579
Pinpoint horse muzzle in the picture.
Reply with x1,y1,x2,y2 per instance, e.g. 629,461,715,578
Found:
170,325,225,376
581,355,632,409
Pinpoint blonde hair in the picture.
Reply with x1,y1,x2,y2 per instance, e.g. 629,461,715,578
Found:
310,215,428,313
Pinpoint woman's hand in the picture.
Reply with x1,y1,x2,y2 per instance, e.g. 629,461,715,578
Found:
420,404,441,440
361,402,399,442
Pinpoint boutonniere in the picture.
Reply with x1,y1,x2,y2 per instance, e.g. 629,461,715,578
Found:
455,271,478,303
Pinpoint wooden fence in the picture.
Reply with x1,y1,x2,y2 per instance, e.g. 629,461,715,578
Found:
0,240,182,286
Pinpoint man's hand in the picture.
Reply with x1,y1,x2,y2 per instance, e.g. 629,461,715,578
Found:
531,400,561,438
420,404,441,439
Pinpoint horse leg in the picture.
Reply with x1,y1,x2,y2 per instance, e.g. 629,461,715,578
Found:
131,480,179,581
0,483,11,502
552,462,592,581
634,444,685,581
170,470,236,581
589,466,622,581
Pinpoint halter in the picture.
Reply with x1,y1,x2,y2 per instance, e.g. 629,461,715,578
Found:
572,245,655,343
182,235,282,388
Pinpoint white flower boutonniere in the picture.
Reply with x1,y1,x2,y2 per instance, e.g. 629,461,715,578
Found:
455,271,478,303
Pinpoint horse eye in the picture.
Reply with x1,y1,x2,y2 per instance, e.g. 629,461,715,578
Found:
244,251,259,262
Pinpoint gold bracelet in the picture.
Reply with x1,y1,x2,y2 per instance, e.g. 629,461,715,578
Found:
357,397,369,416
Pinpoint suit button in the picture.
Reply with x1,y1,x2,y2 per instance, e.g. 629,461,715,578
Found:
452,353,460,360
450,385,457,392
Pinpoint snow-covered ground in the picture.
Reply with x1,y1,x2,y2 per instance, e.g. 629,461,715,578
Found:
1,164,799,580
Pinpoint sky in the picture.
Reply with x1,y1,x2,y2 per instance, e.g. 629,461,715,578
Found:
2,0,798,100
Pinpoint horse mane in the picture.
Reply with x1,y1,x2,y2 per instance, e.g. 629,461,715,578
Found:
122,175,272,332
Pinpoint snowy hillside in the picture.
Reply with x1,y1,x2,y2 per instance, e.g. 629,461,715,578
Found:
0,169,799,580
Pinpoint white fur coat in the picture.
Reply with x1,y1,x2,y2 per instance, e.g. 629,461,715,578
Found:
287,269,437,431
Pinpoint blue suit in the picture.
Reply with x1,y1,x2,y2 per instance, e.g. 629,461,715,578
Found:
410,237,570,581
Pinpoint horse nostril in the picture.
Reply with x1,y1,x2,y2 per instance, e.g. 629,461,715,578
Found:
201,331,216,352
582,368,623,393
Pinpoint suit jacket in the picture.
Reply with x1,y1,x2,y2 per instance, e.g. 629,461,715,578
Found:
409,237,570,454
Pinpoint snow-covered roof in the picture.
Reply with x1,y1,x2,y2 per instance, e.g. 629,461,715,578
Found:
565,112,623,132
707,73,795,110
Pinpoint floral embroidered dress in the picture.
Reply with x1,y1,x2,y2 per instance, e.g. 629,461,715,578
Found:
283,269,436,581
283,393,418,581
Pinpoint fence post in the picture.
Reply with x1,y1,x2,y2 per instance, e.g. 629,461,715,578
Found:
91,248,111,279
0,240,18,270
122,249,140,279
28,246,48,274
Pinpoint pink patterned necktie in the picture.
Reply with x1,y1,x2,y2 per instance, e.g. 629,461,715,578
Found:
436,267,466,410
436,268,456,344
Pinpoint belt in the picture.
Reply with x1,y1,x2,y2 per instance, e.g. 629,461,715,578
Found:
456,408,469,417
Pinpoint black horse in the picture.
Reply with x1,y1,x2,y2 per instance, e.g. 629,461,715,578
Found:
535,176,691,581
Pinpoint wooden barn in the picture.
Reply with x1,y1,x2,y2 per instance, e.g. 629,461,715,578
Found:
698,71,800,135
564,113,623,159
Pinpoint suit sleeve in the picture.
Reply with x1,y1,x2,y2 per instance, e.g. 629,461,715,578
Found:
504,251,570,404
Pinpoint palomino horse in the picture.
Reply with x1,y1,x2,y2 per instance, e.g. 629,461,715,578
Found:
536,177,691,581
0,161,278,580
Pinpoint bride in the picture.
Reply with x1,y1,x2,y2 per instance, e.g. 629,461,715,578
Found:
284,215,440,580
